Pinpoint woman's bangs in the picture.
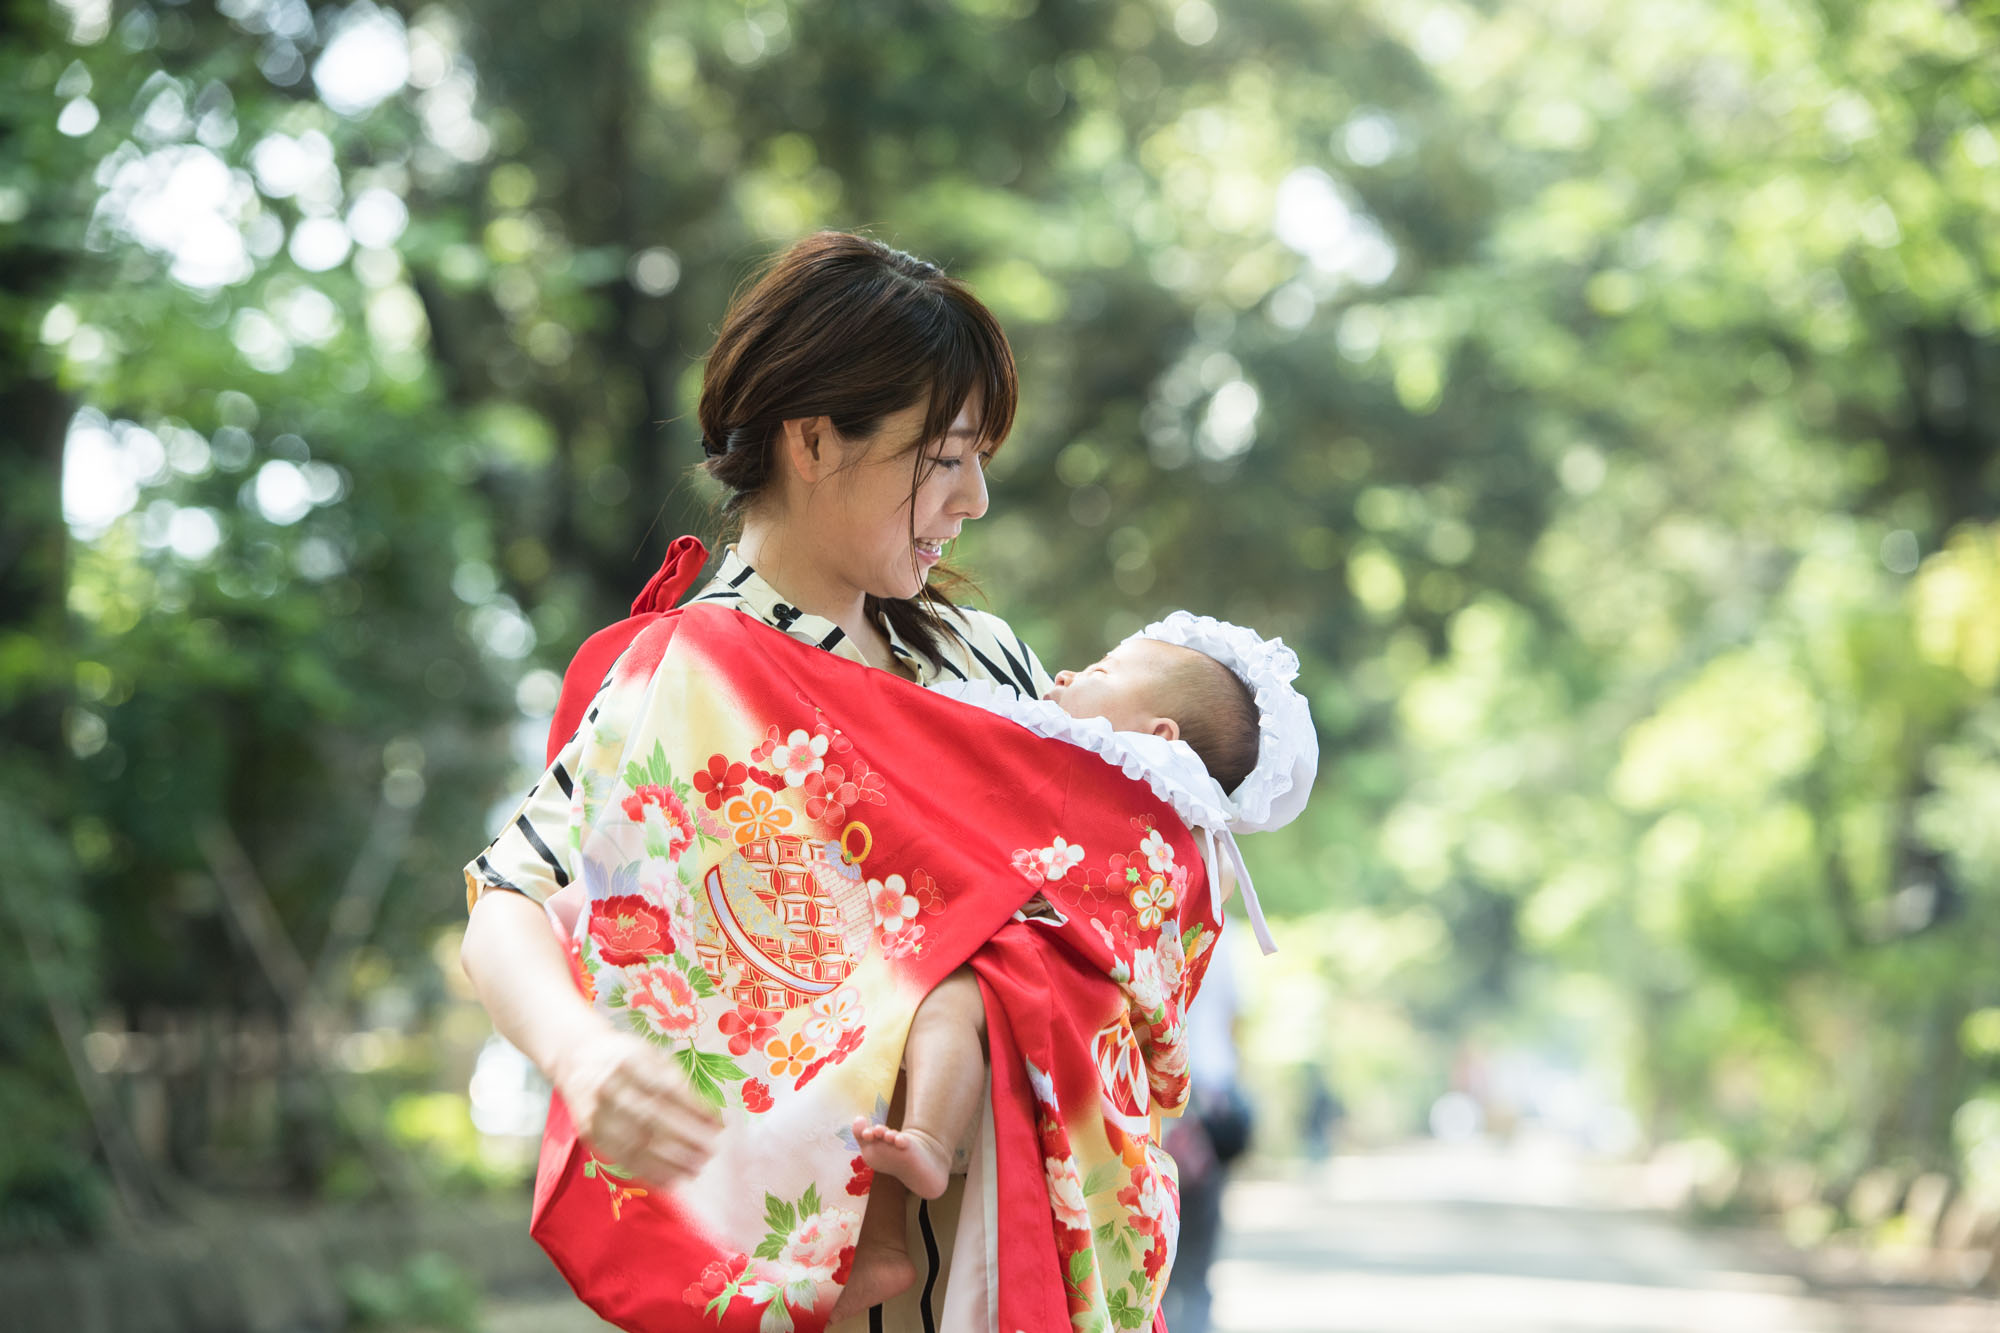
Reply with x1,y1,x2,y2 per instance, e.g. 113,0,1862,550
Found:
916,299,1018,455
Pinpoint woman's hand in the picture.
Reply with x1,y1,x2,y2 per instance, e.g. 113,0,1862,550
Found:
459,889,721,1189
552,1026,723,1187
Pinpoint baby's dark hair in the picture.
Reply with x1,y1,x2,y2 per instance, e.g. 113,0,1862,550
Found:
1159,648,1261,794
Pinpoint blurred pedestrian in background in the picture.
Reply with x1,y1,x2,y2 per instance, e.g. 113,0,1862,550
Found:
1300,1064,1344,1162
1162,934,1252,1333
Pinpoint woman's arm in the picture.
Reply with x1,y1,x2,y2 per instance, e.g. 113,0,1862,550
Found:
461,889,719,1185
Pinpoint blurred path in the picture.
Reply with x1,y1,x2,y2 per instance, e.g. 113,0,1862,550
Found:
479,1143,1997,1333
1212,1144,1997,1333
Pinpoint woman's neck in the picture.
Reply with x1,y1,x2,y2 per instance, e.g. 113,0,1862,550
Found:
735,520,880,655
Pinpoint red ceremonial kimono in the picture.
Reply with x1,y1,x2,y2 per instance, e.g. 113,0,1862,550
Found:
510,540,1218,1333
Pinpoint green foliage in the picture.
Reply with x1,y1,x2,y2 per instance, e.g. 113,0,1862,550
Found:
673,1043,747,1109
340,1251,482,1333
6,0,1999,1248
0,771,106,1247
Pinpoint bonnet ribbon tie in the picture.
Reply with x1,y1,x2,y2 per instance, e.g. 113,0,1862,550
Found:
1200,825,1276,956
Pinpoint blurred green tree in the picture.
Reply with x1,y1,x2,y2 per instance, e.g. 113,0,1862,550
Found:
5,0,1997,1245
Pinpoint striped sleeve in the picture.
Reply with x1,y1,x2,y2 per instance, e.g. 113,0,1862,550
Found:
463,725,585,910
950,607,1055,700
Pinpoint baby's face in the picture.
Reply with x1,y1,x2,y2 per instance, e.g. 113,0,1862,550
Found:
1043,638,1190,737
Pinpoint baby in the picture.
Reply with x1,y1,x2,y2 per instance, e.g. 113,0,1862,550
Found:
832,614,1311,1317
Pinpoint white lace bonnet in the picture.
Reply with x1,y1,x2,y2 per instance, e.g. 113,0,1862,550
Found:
1125,610,1319,835
931,614,1314,956
1122,611,1318,954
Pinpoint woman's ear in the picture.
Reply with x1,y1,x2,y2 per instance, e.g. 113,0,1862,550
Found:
1148,716,1181,743
778,416,834,484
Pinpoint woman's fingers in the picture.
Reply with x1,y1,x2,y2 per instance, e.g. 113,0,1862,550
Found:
627,1051,725,1123
563,1027,724,1187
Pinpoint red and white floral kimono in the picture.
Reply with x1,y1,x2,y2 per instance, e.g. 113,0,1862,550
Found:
467,550,1229,1333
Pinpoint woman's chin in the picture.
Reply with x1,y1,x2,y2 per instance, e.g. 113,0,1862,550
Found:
878,565,932,602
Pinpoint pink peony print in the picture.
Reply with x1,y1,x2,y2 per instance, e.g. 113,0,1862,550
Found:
1045,1155,1092,1231
779,1207,859,1279
589,895,669,966
626,963,700,1040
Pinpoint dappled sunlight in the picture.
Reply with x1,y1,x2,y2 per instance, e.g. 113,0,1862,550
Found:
7,0,1999,1321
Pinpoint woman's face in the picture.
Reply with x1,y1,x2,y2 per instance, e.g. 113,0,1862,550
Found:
811,395,993,601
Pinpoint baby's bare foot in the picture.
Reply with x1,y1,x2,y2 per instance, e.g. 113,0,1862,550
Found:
851,1115,952,1200
829,1239,916,1322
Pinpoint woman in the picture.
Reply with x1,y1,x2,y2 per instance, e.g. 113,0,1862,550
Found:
459,231,1051,1331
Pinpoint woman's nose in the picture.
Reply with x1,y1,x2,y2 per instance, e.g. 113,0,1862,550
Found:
953,458,990,519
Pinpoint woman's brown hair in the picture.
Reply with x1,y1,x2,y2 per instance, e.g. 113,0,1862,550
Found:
697,232,1018,665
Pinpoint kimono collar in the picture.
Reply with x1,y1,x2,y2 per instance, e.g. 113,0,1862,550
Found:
701,547,938,682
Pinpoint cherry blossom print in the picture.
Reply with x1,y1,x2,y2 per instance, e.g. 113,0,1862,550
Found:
1090,909,1138,960
722,787,792,845
1104,851,1142,889
878,923,924,959
1137,827,1175,872
908,868,945,914
1033,837,1086,881
1010,848,1047,887
589,895,670,966
717,1002,781,1057
1129,872,1176,931
869,874,920,942
802,987,864,1048
767,728,829,787
692,802,732,843
765,1032,817,1079
801,760,887,826
690,754,747,810
792,1026,865,1091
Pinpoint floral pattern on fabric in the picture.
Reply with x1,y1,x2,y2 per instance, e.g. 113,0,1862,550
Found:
489,607,1225,1333
993,823,1216,1330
